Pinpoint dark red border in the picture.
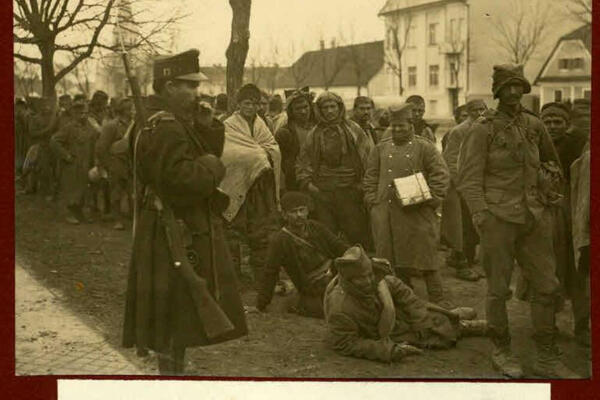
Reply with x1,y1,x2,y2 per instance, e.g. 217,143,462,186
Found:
2,1,599,398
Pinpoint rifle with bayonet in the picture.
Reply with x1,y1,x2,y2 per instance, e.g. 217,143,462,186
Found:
159,204,235,339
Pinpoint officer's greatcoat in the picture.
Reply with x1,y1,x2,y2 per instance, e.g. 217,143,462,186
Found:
50,119,97,206
122,96,247,352
364,134,449,272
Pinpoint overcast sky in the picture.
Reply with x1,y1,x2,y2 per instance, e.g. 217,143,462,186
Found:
176,0,389,66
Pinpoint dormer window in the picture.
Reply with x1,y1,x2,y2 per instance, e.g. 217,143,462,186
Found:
558,58,584,70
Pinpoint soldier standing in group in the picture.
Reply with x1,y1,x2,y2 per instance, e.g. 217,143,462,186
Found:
441,99,488,281
122,49,247,375
351,96,379,144
457,64,578,378
50,99,97,224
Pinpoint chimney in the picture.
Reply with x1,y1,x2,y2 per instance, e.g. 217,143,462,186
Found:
319,40,325,50
330,38,336,48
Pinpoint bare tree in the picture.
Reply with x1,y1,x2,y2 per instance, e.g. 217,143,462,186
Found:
13,0,185,98
226,0,252,112
491,0,551,66
319,37,346,90
385,13,413,96
444,20,466,112
342,25,370,96
564,0,592,26
288,39,315,88
14,60,40,98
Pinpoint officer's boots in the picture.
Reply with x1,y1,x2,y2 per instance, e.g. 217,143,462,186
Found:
530,298,580,379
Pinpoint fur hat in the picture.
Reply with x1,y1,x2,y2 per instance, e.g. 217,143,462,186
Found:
492,64,531,98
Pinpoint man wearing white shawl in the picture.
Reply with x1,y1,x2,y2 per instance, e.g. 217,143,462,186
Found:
220,84,282,282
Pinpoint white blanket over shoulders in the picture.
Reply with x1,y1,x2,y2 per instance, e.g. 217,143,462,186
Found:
220,112,281,221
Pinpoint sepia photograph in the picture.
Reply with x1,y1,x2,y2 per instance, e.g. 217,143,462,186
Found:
14,0,591,379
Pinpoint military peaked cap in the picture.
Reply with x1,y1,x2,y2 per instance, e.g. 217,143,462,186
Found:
153,49,208,82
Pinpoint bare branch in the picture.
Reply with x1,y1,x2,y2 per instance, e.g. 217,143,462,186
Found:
14,52,43,64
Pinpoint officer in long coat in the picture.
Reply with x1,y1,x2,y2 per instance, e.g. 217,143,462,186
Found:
457,64,578,379
363,104,449,305
122,49,247,375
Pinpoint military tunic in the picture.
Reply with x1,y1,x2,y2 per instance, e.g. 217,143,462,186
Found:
457,104,561,344
324,274,457,362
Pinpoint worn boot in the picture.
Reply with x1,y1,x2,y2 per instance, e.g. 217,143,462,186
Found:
456,267,481,282
531,343,580,379
459,320,488,337
491,345,523,378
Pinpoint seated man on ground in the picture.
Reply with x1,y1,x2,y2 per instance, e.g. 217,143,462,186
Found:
324,245,487,363
254,191,349,318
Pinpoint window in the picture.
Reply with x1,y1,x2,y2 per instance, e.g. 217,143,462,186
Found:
583,90,591,100
408,66,417,87
559,58,585,70
428,23,438,45
554,90,563,102
429,100,438,116
429,65,439,86
449,62,457,86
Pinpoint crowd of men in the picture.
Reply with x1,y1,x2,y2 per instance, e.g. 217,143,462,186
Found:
15,50,590,379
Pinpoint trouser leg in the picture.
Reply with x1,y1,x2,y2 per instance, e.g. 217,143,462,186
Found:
516,211,560,348
334,187,371,250
460,197,479,265
158,344,186,375
572,246,590,339
423,270,444,304
480,215,517,348
394,267,413,288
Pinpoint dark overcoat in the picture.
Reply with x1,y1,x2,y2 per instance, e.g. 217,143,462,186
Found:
50,119,97,205
122,98,247,352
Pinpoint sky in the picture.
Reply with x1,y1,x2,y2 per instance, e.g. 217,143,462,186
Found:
175,0,389,66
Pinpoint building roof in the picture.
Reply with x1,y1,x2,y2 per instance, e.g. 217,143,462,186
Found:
534,25,591,85
197,41,384,93
279,40,384,89
378,0,465,16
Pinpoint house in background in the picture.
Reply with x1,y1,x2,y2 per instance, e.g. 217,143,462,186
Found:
277,40,385,100
534,25,592,106
375,0,581,118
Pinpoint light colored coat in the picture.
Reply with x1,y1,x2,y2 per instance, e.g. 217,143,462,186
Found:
364,135,449,271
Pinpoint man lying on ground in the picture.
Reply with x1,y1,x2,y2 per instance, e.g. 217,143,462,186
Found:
324,245,487,363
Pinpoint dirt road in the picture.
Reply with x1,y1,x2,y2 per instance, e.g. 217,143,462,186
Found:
15,193,590,378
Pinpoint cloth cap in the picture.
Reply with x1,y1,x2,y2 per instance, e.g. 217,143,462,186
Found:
153,49,207,82
71,98,87,110
237,83,261,103
388,103,414,123
466,99,486,111
353,96,374,109
541,102,570,121
492,64,531,98
90,90,108,106
280,191,311,211
335,245,372,279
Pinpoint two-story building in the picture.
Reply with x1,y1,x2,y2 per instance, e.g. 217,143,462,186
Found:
374,0,582,118
534,25,592,106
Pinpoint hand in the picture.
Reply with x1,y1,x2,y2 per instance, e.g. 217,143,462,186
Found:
391,342,423,361
472,210,492,234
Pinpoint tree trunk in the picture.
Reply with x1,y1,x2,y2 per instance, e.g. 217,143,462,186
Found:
226,0,251,113
398,72,403,96
40,45,57,99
